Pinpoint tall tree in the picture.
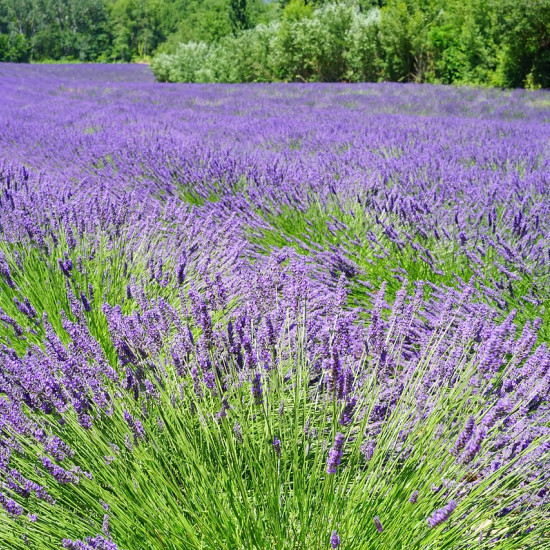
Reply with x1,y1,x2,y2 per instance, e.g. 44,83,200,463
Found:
229,0,250,34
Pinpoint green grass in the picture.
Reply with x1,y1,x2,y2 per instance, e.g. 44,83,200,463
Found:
3,295,548,549
246,198,550,338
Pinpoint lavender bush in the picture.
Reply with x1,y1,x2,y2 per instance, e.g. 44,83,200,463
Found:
0,63,549,548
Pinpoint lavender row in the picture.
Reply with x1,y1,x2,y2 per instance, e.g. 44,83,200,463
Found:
0,63,549,548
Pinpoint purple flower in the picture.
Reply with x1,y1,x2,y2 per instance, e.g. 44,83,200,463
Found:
409,490,419,504
216,398,229,419
63,535,118,549
450,416,475,456
339,397,357,425
459,427,487,464
102,514,111,537
41,456,79,485
374,516,383,533
0,251,15,287
325,348,342,396
327,432,345,474
273,437,281,456
330,530,340,548
58,257,73,278
361,439,376,462
427,500,457,528
251,372,262,405
0,492,23,516
80,291,92,312
233,423,243,443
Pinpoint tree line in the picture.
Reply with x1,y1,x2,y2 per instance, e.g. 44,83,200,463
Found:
0,0,276,62
1,0,549,88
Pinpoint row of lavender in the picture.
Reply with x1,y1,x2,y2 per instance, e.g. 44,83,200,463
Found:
0,64,549,548
3,64,549,326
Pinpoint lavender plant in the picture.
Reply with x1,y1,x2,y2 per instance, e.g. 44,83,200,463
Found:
0,64,549,548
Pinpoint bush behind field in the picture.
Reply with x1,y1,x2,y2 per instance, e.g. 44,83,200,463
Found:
151,1,550,88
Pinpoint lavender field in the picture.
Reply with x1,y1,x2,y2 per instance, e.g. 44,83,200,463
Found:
1,63,550,549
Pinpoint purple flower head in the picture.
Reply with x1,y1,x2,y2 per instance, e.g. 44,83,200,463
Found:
41,456,79,485
58,256,73,278
190,366,202,397
409,490,419,504
0,492,23,516
102,514,111,537
361,439,376,462
459,427,486,465
233,423,243,443
324,348,342,396
339,397,357,426
330,530,340,548
251,372,263,405
450,416,475,456
63,535,118,549
214,273,227,309
374,516,383,533
273,437,282,456
0,251,15,288
216,398,229,419
327,432,345,474
80,291,92,312
427,500,457,528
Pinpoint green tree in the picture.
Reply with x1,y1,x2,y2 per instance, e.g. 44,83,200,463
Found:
378,0,433,82
0,32,30,61
0,0,111,61
496,0,550,88
229,0,250,34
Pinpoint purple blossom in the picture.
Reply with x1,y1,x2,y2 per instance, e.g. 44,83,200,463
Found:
450,416,475,456
427,500,457,528
80,291,92,312
327,432,345,474
251,372,263,405
0,492,23,516
339,397,357,426
63,535,118,549
41,457,79,485
374,516,383,533
102,514,111,537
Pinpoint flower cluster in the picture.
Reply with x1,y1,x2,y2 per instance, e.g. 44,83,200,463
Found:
0,64,548,549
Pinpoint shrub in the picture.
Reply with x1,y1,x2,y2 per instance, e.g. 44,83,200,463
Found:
151,5,383,83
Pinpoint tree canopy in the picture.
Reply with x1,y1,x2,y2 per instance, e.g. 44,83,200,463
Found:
0,0,548,88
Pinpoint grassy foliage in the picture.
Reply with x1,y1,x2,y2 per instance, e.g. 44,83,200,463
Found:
152,0,550,88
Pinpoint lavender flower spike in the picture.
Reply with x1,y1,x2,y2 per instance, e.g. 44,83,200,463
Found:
459,427,487,465
330,530,340,548
327,432,345,474
374,516,383,533
450,416,475,456
427,500,457,528
0,492,23,516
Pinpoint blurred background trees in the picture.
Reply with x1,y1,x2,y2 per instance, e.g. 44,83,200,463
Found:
0,0,548,89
